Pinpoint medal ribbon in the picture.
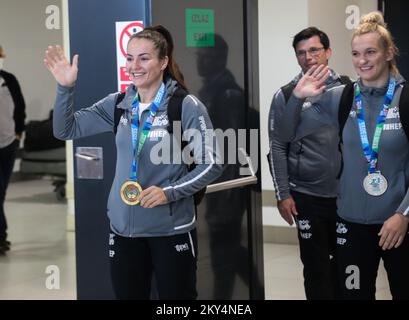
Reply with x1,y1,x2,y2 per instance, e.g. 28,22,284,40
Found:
354,78,396,174
129,82,165,181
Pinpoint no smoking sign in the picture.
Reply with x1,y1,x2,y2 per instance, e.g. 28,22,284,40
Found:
116,21,144,92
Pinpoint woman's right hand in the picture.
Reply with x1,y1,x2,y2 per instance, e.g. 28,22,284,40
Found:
44,45,78,87
293,64,330,99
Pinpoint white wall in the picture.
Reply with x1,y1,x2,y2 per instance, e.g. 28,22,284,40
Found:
0,0,63,121
259,0,308,226
259,0,377,227
1,0,73,226
259,0,309,193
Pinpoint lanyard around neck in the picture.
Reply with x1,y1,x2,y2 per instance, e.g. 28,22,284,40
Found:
129,82,165,181
354,78,396,173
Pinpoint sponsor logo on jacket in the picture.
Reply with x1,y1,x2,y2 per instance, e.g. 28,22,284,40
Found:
153,113,169,127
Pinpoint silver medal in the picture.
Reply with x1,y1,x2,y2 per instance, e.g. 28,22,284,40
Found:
363,172,388,196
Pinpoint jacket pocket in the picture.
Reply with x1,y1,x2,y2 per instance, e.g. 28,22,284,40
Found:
169,197,195,231
131,203,174,234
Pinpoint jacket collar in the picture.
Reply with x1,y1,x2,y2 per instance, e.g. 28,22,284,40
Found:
117,76,178,111
357,73,406,97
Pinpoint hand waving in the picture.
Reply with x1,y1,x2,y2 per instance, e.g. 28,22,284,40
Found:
293,64,330,99
44,45,78,87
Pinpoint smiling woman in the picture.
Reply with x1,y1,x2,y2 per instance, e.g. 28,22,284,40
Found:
44,24,223,300
274,11,409,300
351,13,399,88
125,38,169,101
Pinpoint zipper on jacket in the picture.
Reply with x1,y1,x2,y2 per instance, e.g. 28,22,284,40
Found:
296,141,304,179
129,204,132,237
328,131,335,180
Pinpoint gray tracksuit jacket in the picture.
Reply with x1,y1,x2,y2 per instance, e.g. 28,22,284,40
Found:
53,78,223,237
268,70,345,201
275,74,409,224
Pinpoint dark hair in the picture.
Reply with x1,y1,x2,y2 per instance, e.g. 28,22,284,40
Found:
292,27,330,51
128,25,187,90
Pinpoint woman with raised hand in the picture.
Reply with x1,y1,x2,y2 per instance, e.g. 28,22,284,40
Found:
44,25,222,300
275,12,409,299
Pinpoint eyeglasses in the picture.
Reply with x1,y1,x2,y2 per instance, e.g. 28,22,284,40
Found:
296,47,325,58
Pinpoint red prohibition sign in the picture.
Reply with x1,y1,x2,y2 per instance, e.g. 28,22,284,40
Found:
119,22,144,57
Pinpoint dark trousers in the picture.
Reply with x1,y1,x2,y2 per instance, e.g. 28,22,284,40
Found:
206,187,249,299
336,216,409,300
291,191,337,300
109,229,198,300
0,139,19,242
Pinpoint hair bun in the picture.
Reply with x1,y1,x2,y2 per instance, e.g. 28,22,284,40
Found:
360,11,387,28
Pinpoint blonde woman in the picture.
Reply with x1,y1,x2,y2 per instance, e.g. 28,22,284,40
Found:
275,12,409,299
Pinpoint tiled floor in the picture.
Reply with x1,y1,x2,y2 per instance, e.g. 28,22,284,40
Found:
263,242,392,300
0,177,392,300
0,178,76,300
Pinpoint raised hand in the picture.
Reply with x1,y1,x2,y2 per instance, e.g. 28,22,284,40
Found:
293,64,330,99
44,45,78,87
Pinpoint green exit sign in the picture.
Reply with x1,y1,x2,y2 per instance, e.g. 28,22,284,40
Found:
186,8,215,47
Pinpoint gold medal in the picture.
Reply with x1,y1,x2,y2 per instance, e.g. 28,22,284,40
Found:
120,180,143,205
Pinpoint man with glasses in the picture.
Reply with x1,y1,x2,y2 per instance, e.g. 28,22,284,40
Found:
267,27,350,299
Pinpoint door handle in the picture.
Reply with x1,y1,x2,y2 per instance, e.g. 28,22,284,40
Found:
75,152,100,161
205,175,257,194
75,147,104,179
205,148,257,194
